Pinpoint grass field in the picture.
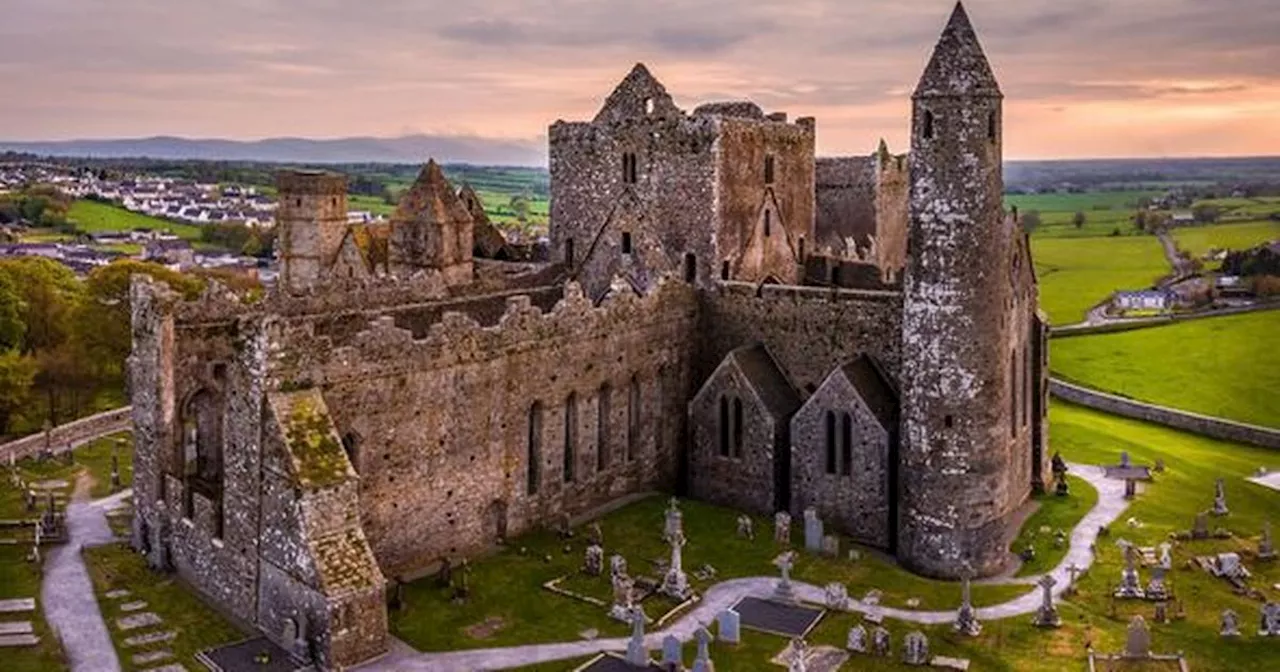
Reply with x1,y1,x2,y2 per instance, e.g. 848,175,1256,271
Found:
517,402,1280,672
84,544,245,671
1051,310,1280,428
1171,220,1279,258
1031,235,1169,325
66,200,202,240
1009,474,1097,577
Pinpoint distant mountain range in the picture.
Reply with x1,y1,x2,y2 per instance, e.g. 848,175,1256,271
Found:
0,135,547,166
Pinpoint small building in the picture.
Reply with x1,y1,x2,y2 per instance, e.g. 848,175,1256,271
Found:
145,239,196,268
1113,289,1170,311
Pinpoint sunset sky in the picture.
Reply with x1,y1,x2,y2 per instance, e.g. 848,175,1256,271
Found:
3,0,1279,161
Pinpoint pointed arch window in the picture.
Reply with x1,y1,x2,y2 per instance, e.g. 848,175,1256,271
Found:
764,210,772,237
718,396,730,457
840,413,853,476
732,397,744,458
824,411,837,474
923,110,935,140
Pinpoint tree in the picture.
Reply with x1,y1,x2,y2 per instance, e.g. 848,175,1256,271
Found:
0,271,26,351
0,350,37,436
1020,209,1042,233
1072,211,1087,229
1133,210,1148,233
1192,204,1221,223
0,257,82,355
241,232,264,257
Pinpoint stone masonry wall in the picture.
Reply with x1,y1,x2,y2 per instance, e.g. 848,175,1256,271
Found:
814,157,875,254
268,280,699,577
0,406,132,463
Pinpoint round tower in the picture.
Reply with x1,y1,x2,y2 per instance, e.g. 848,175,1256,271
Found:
897,2,1016,579
276,170,348,292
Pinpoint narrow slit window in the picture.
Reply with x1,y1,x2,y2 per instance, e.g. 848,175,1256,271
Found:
824,411,836,474
718,396,730,457
565,238,575,266
840,413,853,476
764,210,772,237
923,110,935,140
684,252,697,283
764,155,775,184
732,397,744,458
798,236,806,262
621,231,633,255
1010,349,1018,437
564,393,577,483
721,260,730,280
527,402,543,495
597,384,611,470
987,111,996,140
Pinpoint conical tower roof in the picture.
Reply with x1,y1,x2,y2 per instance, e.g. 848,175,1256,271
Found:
914,2,1001,99
393,159,471,226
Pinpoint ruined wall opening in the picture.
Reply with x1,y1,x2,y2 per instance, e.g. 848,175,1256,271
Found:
181,389,223,534
923,110,935,140
597,384,611,470
718,396,730,457
944,415,953,428
622,153,638,184
622,231,633,255
627,376,640,462
840,413,852,476
830,266,841,286
684,253,697,283
731,397,744,458
527,402,543,496
824,410,836,474
564,393,577,483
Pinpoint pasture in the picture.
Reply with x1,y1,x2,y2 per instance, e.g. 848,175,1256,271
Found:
67,200,202,240
1051,310,1280,429
1031,235,1168,325
1171,220,1279,258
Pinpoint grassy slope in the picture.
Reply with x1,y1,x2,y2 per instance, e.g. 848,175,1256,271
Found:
67,200,203,240
84,544,244,671
1031,235,1169,325
1051,310,1280,428
1171,221,1280,258
1010,474,1098,577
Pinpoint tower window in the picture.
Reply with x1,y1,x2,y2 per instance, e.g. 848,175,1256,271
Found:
764,155,775,184
645,98,655,115
923,111,935,140
944,414,953,429
988,111,996,140
622,152,638,184
799,236,806,262
621,231,633,254
565,237,575,266
764,210,772,237
684,252,697,283
295,198,302,207
830,266,841,286
721,260,730,280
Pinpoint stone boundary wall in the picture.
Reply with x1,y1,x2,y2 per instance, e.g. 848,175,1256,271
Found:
1049,379,1280,449
0,406,133,462
1051,301,1279,338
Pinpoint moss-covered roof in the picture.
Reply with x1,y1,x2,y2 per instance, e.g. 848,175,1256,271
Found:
312,528,383,594
269,390,353,490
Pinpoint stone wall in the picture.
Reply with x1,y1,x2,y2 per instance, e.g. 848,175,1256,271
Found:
814,157,875,254
0,406,132,463
1050,380,1280,450
270,279,699,577
696,282,903,395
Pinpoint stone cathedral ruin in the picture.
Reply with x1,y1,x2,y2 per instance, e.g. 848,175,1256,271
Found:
128,4,1048,668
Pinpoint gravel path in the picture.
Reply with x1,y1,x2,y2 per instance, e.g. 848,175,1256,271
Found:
361,463,1129,671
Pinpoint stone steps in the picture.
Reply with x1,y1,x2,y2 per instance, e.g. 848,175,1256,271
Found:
0,633,40,647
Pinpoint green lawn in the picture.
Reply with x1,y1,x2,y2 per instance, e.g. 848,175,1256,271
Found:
84,543,245,671
348,194,396,217
0,546,68,671
1009,474,1097,577
1031,235,1170,325
1051,310,1280,428
67,200,202,240
0,432,133,520
1171,220,1279,258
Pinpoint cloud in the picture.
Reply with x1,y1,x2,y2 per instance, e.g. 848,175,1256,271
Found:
0,0,1277,158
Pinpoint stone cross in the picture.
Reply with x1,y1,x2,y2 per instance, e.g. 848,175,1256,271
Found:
846,624,867,653
661,634,682,668
1158,542,1173,570
1220,608,1240,637
772,551,797,603
584,544,604,576
871,626,891,656
660,530,691,600
717,608,740,644
1065,563,1083,595
1124,616,1151,658
774,511,792,545
1033,574,1061,627
903,631,929,666
1114,540,1145,599
664,497,683,542
1119,451,1130,468
1153,601,1168,624
1145,565,1168,601
625,606,648,666
953,567,982,636
612,573,634,610
1212,477,1229,516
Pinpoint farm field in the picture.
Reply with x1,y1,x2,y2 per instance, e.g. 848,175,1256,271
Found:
1030,234,1168,325
1171,220,1279,258
1051,310,1280,429
66,200,202,240
1007,190,1158,239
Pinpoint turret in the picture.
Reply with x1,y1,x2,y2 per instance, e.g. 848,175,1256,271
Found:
388,159,474,285
897,2,1021,579
276,170,349,293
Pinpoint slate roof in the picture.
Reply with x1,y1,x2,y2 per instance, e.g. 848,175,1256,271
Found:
730,344,802,421
839,354,899,430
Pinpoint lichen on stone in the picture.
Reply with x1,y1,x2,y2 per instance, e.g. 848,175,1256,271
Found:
280,392,350,490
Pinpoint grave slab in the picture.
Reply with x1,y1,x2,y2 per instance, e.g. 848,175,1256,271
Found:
0,633,40,647
124,630,177,647
132,650,174,665
197,636,300,672
117,612,163,631
105,589,132,599
0,621,34,635
731,596,825,637
141,665,186,672
121,600,149,612
0,598,35,613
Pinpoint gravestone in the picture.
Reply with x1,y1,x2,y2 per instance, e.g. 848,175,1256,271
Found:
824,582,848,610
871,626,891,656
775,511,792,545
1212,478,1229,516
610,554,628,580
610,573,635,622
1213,552,1249,580
736,515,754,540
1119,451,1131,468
1065,563,1084,596
1260,602,1280,637
660,531,692,600
1154,457,1165,473
1192,511,1210,539
1220,609,1241,637
903,631,929,666
821,535,839,558
1124,616,1150,659
803,508,824,552
584,544,604,576
588,522,603,546
1114,541,1145,599
661,634,682,669
1158,542,1173,570
772,551,797,604
953,568,982,636
626,606,649,666
1258,521,1276,561
692,627,714,672
1123,478,1137,499
846,624,867,653
787,638,807,672
1145,565,1169,601
1153,601,1168,624
717,608,740,645
1033,574,1061,627
664,497,684,542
